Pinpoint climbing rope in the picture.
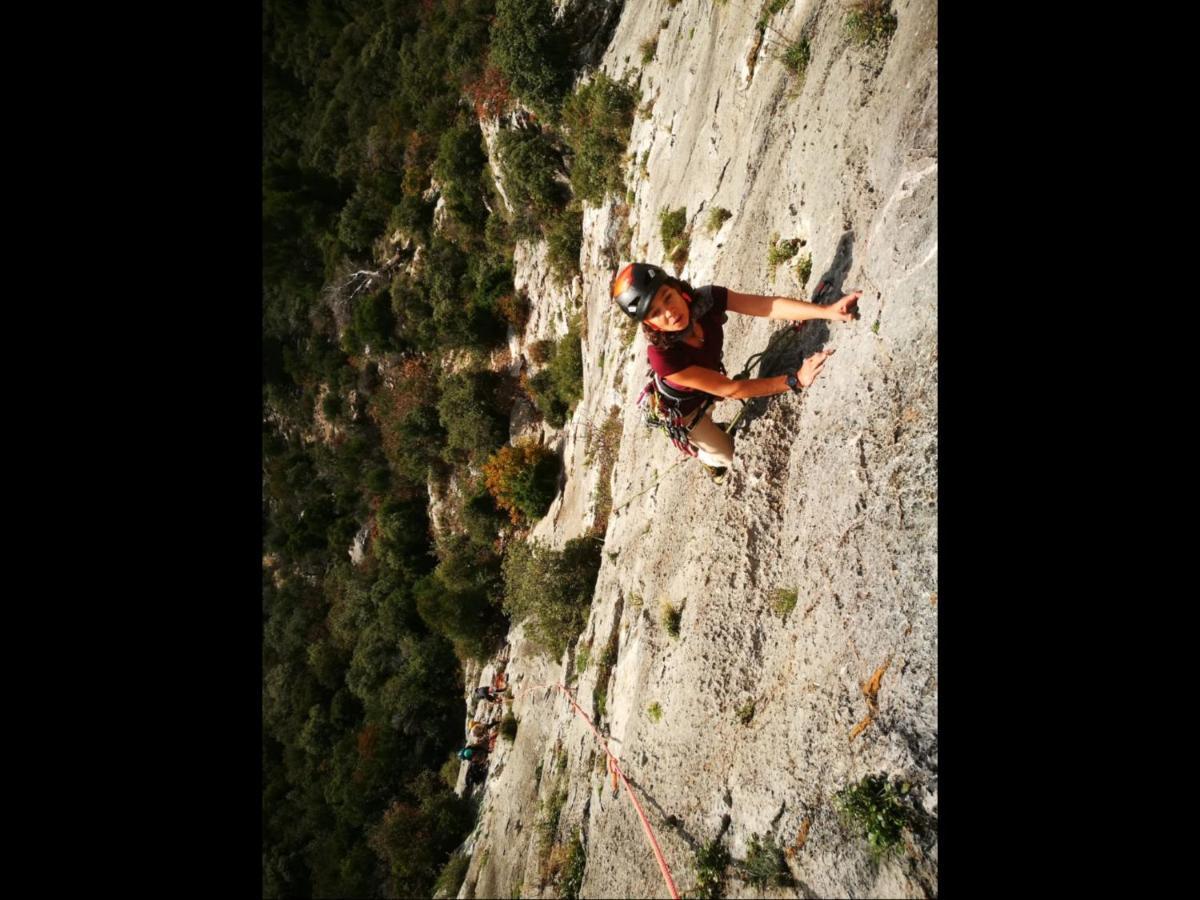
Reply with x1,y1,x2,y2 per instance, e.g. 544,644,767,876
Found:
610,455,689,515
512,681,681,900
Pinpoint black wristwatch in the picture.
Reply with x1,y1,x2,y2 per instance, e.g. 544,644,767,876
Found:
786,372,802,393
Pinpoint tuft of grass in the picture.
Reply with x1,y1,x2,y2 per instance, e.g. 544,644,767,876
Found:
736,701,755,725
560,829,586,900
576,642,591,674
500,711,519,741
783,37,811,77
640,148,651,178
640,36,658,64
872,319,880,334
669,245,689,274
537,779,571,886
528,338,555,366
593,631,619,719
660,600,682,638
538,773,567,839
757,0,791,30
741,833,793,888
616,205,634,259
693,839,730,899
835,773,917,857
767,233,801,275
599,640,618,671
660,206,687,248
795,252,812,287
669,244,689,274
660,18,670,30
771,588,798,619
621,311,639,346
660,206,690,274
706,206,733,234
845,1,898,47
588,406,623,535
647,701,663,722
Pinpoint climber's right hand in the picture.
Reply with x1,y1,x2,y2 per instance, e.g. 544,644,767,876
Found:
797,349,834,388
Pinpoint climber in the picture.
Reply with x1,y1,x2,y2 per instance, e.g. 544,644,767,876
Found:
458,744,488,763
611,262,861,482
472,684,503,704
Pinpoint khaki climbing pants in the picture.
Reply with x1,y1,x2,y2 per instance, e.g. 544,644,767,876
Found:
683,406,734,468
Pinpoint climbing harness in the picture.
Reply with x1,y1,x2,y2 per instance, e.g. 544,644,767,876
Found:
636,367,722,457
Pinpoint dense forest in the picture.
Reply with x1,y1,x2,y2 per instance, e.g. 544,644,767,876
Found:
262,1,634,895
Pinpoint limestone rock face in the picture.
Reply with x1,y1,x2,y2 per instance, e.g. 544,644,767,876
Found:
457,2,938,897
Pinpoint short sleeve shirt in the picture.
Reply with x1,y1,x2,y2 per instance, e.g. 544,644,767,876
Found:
646,285,728,414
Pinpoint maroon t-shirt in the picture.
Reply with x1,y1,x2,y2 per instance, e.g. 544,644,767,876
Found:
646,285,728,414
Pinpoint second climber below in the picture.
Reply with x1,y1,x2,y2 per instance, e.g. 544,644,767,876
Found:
611,262,861,480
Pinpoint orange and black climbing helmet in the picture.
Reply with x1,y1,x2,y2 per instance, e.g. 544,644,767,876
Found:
611,262,667,322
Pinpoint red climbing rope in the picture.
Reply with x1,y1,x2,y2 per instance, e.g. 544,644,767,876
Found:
512,681,680,900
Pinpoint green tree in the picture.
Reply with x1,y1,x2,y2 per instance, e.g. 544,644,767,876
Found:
560,72,637,205
545,205,583,284
421,235,508,348
376,496,434,580
413,535,508,662
483,438,560,523
262,6,510,894
370,772,475,898
433,119,490,247
342,289,398,353
390,275,437,352
460,482,506,548
336,175,399,254
526,320,584,426
502,536,601,657
436,369,510,464
489,0,574,119
496,127,569,219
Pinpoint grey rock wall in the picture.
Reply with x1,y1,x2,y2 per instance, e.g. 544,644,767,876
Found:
458,1,937,896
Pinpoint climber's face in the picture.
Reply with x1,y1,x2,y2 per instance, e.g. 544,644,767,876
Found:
643,285,689,332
